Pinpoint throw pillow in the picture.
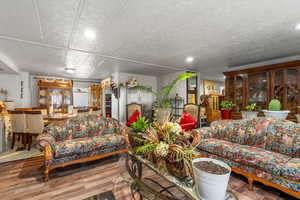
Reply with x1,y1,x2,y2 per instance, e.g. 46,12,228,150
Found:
179,111,197,131
126,110,141,127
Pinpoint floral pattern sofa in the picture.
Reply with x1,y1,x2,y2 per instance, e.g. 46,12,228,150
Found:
37,114,129,179
192,118,300,198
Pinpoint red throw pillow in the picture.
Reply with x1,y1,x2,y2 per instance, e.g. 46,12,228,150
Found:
126,110,141,127
179,111,197,131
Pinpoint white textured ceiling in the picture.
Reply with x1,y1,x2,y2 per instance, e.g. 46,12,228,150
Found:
0,0,300,80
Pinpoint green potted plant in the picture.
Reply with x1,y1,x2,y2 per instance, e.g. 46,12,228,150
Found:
220,100,234,119
131,72,197,123
128,116,149,148
296,106,300,123
241,103,258,120
262,99,290,119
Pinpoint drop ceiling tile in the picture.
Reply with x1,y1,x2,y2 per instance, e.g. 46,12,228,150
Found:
37,0,80,46
0,0,41,41
0,39,65,75
70,0,127,54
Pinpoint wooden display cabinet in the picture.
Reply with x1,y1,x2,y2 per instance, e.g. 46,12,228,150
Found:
37,79,73,113
89,85,102,109
224,60,300,121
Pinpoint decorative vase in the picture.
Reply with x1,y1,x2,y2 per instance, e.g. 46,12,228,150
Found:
296,114,300,123
262,110,290,120
221,109,232,119
192,158,231,200
241,111,258,120
156,108,171,123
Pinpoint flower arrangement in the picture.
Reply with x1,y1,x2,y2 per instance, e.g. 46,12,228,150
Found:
133,121,197,179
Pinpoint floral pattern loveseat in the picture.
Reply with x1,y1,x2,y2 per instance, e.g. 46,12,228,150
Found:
37,114,129,179
192,118,300,198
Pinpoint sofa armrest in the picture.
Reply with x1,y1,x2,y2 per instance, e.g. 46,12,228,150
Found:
36,134,56,158
191,127,214,140
119,126,133,144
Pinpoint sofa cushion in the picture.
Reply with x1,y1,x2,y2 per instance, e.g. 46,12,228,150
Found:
266,120,300,157
54,134,126,158
210,120,235,141
103,118,122,135
242,118,272,148
198,138,290,176
281,158,300,182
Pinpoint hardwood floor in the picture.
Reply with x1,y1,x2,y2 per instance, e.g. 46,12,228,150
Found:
0,155,297,200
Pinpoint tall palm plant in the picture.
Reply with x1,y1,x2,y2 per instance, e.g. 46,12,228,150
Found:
131,72,197,109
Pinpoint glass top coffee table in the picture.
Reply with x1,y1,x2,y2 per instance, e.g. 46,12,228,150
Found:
125,152,238,200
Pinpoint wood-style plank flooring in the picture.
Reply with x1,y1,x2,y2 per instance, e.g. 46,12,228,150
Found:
0,155,297,200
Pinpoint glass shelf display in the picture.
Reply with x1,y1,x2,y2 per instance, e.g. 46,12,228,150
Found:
186,72,198,104
248,72,267,111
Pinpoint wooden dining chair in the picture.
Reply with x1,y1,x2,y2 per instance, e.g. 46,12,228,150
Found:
32,107,48,117
183,104,200,128
78,109,89,116
25,111,44,150
126,103,142,121
9,110,27,150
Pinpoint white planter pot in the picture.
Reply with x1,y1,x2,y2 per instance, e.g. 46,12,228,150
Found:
192,158,231,200
155,108,171,123
262,110,290,120
296,114,300,123
241,111,258,120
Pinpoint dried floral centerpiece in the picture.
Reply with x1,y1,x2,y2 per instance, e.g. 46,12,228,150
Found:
133,121,198,180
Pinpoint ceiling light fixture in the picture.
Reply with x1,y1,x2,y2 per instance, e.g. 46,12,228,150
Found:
65,67,76,74
84,29,96,40
186,56,194,63
296,23,300,30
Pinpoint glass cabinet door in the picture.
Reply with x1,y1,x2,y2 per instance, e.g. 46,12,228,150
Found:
287,69,298,113
248,72,267,111
51,88,63,112
39,88,48,108
234,75,244,111
274,70,284,104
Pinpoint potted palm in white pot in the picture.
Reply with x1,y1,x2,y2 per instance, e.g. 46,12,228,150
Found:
263,99,290,119
131,72,197,123
241,103,258,120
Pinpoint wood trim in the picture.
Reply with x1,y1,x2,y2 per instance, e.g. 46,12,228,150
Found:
223,60,300,76
231,167,300,199
44,148,129,180
37,79,73,88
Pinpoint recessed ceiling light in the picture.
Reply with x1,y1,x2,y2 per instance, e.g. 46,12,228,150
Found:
296,23,300,30
84,29,96,40
65,67,76,74
186,56,194,63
